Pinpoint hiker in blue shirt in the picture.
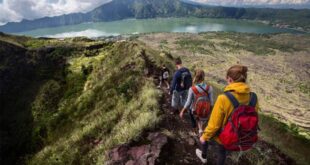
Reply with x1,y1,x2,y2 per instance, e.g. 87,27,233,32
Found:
170,58,192,116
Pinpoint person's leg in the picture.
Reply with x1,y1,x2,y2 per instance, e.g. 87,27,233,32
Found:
197,120,203,136
196,141,208,163
164,80,170,89
216,143,227,165
175,90,185,113
158,76,162,88
200,118,208,132
189,109,197,128
180,90,188,108
171,91,180,114
201,141,208,159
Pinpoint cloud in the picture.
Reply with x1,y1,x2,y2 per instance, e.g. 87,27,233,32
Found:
0,0,309,25
193,0,310,6
0,0,111,25
44,29,119,38
0,2,22,25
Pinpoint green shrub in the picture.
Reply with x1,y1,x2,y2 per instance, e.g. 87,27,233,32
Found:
298,83,310,96
32,80,62,114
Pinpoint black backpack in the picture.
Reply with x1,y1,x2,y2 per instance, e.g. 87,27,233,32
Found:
180,68,192,89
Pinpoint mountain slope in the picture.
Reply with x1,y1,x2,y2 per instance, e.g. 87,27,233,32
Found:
0,0,309,33
0,34,69,164
138,32,310,164
0,33,173,164
1,33,310,165
0,13,91,34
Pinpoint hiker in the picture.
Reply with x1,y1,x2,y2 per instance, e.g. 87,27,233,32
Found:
170,58,192,114
197,65,260,164
179,69,214,135
158,64,170,89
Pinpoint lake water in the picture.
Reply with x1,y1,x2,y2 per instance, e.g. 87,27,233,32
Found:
18,17,303,38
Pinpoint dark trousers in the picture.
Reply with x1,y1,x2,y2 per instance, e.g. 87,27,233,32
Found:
201,141,227,165
189,109,196,128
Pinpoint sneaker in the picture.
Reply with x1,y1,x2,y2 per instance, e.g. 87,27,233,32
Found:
196,149,207,164
189,131,197,137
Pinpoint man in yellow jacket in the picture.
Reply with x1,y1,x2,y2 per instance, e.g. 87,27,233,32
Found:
197,65,259,164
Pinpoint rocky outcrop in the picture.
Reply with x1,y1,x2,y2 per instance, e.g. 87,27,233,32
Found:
106,132,168,165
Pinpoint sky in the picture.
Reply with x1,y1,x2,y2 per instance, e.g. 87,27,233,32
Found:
193,0,310,6
0,0,309,25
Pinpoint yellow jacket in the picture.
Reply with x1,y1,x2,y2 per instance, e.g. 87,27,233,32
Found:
202,82,259,143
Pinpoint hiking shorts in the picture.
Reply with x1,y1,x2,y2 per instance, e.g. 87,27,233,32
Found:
171,90,188,109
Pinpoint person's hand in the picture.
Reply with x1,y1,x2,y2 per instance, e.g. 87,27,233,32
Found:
179,108,186,119
200,136,206,144
179,111,184,119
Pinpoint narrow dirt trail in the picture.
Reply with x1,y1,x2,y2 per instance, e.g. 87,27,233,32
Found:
157,87,217,165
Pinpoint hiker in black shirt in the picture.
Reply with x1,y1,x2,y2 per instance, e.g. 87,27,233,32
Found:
158,64,170,89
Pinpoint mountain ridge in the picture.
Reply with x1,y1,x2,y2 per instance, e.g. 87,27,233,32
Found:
0,0,309,33
1,32,309,164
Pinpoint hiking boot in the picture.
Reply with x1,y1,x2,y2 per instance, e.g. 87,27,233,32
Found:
196,149,207,164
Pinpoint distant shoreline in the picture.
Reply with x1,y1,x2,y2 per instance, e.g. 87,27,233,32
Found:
10,17,306,38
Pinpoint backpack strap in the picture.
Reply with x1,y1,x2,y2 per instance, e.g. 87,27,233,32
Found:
248,92,257,107
192,86,200,95
198,85,209,94
224,92,239,109
219,92,257,135
197,85,209,94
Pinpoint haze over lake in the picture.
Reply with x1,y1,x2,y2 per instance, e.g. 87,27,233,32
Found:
17,18,302,38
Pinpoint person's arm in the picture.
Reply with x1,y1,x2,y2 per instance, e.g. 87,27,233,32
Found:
170,71,178,94
180,88,193,118
201,95,225,142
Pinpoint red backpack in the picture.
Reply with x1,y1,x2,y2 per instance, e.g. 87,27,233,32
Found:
192,85,211,118
219,92,258,151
